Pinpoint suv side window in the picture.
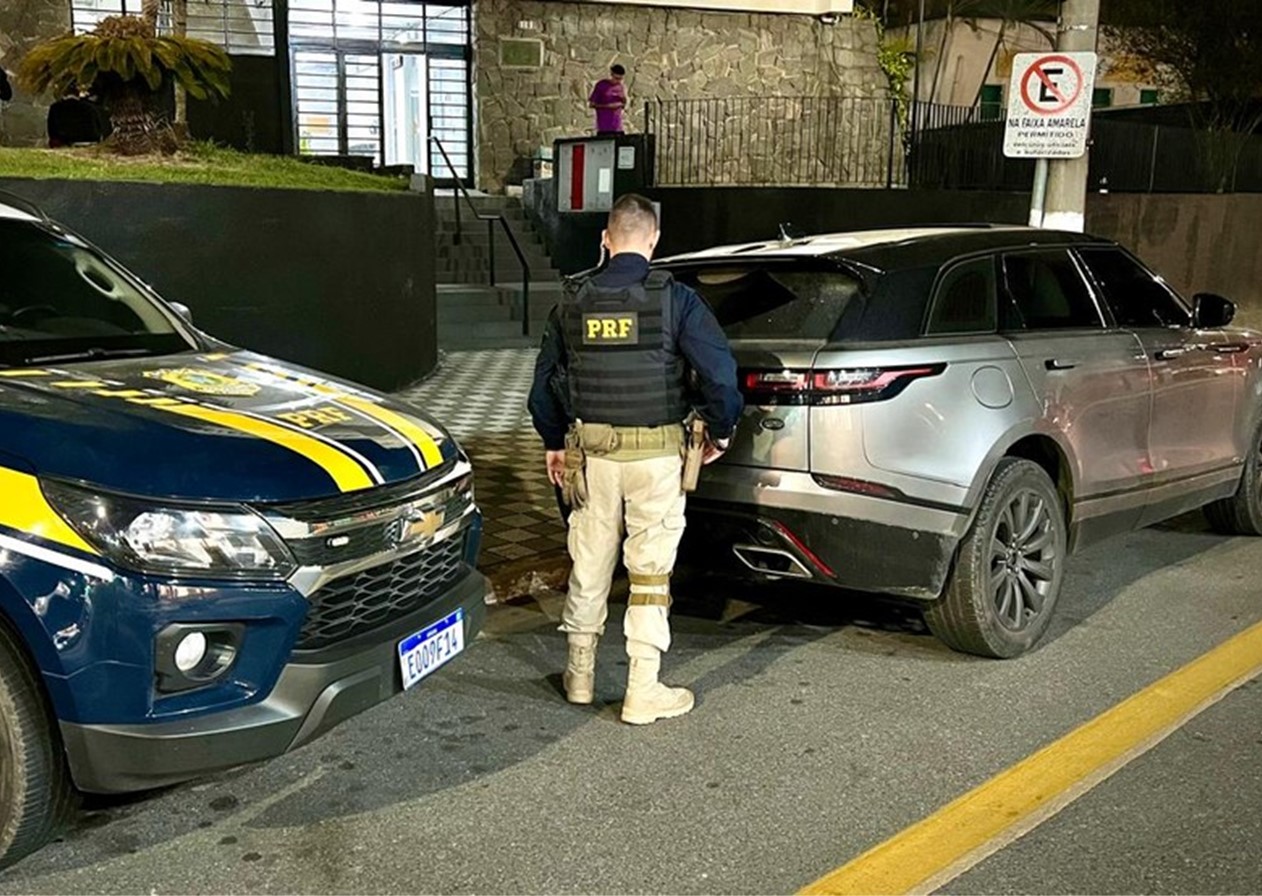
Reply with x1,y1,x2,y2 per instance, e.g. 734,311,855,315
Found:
926,256,997,335
1076,247,1191,328
1000,250,1104,331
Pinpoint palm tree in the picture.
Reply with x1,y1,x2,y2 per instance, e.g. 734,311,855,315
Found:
18,14,231,154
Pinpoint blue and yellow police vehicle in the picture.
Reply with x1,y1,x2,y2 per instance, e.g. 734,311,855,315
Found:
0,195,486,868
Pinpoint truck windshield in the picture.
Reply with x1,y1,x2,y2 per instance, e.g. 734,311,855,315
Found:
672,263,862,340
0,218,194,367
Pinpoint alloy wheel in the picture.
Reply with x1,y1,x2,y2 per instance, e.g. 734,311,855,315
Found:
989,490,1058,632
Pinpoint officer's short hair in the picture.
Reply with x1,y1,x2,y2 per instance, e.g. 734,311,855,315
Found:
611,64,626,76
608,193,657,241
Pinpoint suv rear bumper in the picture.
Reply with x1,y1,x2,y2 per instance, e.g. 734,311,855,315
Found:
59,570,488,794
681,467,970,600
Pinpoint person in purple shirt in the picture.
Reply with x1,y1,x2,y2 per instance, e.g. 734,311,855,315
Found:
589,64,627,135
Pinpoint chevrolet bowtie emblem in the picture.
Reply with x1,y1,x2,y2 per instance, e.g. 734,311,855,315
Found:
400,510,443,543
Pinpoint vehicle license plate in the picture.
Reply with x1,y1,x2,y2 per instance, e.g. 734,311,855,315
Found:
398,609,464,689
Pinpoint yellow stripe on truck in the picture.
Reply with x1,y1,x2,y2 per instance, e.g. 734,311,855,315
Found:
158,404,376,493
0,467,97,555
336,397,445,470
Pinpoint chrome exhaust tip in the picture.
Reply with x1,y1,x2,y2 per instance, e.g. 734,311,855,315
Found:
732,544,813,579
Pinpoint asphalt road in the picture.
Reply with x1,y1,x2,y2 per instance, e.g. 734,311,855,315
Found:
1,511,1260,895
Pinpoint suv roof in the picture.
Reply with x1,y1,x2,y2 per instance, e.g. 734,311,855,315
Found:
658,225,1115,273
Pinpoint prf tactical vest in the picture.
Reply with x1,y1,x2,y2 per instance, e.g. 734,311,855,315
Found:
559,270,690,428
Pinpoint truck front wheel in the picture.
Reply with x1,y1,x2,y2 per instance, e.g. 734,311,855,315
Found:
0,620,73,870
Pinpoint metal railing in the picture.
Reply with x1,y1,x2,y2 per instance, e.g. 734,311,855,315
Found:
429,135,532,336
645,95,902,188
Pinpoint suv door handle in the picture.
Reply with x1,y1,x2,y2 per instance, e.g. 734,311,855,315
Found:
1215,342,1250,355
1044,358,1078,371
1154,347,1188,361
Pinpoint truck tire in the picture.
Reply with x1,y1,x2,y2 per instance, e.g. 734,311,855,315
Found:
1205,419,1262,536
0,620,74,870
925,459,1067,659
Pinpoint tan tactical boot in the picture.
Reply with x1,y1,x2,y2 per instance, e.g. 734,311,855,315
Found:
620,653,694,725
563,633,597,704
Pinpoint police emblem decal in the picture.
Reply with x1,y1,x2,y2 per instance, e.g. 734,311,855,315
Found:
143,368,262,397
582,312,639,345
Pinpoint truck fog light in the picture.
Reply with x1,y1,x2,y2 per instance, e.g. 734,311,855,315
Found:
174,632,208,672
155,623,243,693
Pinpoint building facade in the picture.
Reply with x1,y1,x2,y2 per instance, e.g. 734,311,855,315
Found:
2,0,888,192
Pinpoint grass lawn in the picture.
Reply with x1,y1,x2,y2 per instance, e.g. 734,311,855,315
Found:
0,142,409,193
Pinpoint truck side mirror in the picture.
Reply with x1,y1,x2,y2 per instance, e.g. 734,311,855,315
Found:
1192,293,1235,329
169,302,193,325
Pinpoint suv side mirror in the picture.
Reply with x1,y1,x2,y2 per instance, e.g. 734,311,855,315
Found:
1192,293,1235,329
169,302,193,325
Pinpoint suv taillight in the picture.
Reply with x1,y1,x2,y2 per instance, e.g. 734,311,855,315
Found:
742,365,945,406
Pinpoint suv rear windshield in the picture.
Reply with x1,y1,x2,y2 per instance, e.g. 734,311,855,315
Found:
0,218,194,366
672,264,863,340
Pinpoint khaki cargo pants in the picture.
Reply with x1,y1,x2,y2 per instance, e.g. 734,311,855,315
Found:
562,423,686,660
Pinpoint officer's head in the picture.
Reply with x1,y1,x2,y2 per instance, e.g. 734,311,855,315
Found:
603,193,659,261
610,64,626,83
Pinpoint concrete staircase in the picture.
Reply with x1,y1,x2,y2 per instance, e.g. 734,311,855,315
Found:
434,193,564,351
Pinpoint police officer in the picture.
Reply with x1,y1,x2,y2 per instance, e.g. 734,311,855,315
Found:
528,193,743,725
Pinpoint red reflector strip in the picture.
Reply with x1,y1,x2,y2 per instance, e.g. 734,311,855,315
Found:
812,474,902,500
771,521,836,579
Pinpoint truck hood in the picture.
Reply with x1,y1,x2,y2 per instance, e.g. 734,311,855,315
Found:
0,350,458,504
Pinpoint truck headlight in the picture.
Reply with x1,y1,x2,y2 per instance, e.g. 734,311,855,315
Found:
43,481,296,580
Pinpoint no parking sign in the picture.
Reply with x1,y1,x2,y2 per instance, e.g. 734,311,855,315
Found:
1003,52,1098,159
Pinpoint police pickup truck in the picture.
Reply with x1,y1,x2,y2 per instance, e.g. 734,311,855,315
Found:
0,195,486,868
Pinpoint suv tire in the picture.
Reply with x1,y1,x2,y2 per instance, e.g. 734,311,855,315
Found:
1205,419,1262,536
0,620,74,870
926,459,1067,658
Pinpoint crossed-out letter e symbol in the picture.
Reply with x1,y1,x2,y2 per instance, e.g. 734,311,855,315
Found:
1039,67,1064,103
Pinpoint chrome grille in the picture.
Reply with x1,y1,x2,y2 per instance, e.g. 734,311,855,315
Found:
285,491,474,567
296,535,468,650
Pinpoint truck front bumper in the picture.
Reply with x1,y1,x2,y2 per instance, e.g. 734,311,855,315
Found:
59,569,488,793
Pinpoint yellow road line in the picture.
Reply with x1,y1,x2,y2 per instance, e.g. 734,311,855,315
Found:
336,396,445,470
159,404,375,493
800,620,1262,896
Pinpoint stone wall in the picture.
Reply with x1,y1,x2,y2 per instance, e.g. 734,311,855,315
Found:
475,0,888,192
0,0,70,147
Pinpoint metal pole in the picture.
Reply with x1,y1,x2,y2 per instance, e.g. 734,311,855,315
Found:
1042,0,1101,232
1029,158,1050,226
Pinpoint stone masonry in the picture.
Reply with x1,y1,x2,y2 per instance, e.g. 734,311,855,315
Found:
476,1,889,192
0,0,70,147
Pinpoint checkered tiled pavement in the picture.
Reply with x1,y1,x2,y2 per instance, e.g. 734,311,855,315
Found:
397,349,568,568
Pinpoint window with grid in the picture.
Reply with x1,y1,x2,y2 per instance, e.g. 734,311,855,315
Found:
289,0,468,47
70,0,275,55
428,57,469,181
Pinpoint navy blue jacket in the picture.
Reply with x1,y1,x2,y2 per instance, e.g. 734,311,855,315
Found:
528,253,743,451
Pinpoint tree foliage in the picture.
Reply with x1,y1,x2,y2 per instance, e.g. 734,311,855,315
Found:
18,17,231,103
17,15,231,155
1103,0,1262,130
1104,0,1262,190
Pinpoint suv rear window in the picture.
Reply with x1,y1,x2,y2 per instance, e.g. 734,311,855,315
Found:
673,265,862,340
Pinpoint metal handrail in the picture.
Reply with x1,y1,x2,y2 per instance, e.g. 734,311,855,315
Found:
428,136,532,337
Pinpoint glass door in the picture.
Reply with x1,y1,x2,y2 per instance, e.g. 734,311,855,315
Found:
383,52,429,171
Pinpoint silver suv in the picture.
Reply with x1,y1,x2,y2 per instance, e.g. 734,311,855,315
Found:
662,226,1261,658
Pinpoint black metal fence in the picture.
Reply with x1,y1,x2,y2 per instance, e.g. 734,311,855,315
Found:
644,94,1262,194
645,96,901,188
908,102,1262,193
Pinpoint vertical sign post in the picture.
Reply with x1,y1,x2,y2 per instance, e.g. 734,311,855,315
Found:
1004,51,1098,228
